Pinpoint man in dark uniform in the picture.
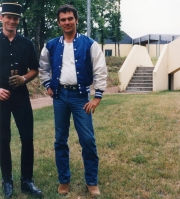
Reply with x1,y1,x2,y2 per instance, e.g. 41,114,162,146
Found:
0,2,42,198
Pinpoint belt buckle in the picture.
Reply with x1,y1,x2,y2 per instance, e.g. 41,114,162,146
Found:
64,85,67,89
72,86,76,90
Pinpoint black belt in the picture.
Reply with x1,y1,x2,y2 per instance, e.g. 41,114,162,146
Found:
59,84,78,90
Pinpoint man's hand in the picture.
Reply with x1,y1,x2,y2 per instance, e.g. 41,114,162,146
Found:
47,87,54,98
0,88,11,101
9,75,25,88
83,98,101,114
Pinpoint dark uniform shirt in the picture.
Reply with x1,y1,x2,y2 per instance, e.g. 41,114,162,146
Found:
0,31,39,93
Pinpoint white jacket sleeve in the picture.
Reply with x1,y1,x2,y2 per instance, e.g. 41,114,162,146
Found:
39,46,51,88
90,41,107,92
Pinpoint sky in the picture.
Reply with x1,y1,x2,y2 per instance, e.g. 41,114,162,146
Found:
121,0,180,39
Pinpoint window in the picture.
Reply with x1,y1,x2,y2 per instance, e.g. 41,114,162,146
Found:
105,50,112,57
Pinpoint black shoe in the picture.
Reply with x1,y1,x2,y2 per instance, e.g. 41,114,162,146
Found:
2,180,13,198
21,180,42,197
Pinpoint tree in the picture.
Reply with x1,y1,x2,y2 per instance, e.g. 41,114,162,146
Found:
91,0,123,53
93,0,111,51
1,0,123,57
108,0,123,56
19,0,87,55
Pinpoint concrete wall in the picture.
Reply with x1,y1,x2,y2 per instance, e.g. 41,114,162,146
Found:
174,71,180,90
118,45,153,92
153,37,180,91
168,37,180,90
168,37,180,74
153,45,168,91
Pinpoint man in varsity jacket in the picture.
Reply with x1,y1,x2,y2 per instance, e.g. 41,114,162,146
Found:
39,4,107,197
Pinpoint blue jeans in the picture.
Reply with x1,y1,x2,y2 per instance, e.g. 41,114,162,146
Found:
53,87,99,185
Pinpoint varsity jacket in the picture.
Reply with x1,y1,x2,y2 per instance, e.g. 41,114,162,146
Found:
39,33,107,99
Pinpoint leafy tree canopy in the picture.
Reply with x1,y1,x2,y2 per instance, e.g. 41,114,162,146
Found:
0,0,122,56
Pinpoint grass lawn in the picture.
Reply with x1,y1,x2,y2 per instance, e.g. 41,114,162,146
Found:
1,91,180,198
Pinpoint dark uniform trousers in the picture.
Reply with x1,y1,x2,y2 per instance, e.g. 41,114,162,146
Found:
0,90,34,181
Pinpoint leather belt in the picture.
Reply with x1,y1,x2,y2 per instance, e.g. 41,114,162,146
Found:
59,84,78,90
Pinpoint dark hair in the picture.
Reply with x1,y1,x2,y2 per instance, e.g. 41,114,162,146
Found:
56,4,78,22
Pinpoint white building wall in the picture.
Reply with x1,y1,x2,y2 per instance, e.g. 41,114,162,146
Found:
102,44,132,57
102,43,165,58
146,44,165,58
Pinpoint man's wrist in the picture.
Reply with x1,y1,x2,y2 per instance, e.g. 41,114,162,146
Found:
95,89,103,99
21,75,27,85
22,76,27,83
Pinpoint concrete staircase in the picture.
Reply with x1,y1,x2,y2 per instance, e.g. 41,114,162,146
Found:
126,66,154,92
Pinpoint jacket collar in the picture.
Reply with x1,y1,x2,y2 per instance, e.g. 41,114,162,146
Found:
59,32,81,43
